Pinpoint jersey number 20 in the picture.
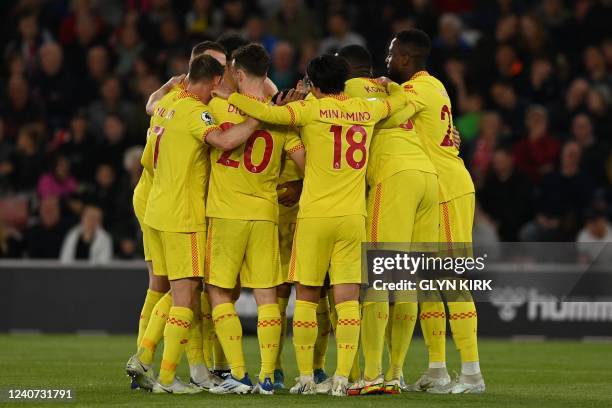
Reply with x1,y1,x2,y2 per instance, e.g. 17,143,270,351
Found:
216,122,273,173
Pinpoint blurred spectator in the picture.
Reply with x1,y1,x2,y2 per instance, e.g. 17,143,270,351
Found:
490,81,527,138
468,111,503,186
4,10,53,73
59,112,97,182
319,11,365,55
268,0,320,49
63,10,105,77
3,75,44,140
58,0,105,45
244,13,277,54
479,147,533,241
86,163,119,229
513,105,560,183
532,141,594,240
88,77,134,142
37,154,78,200
35,42,75,129
220,0,249,32
185,0,220,39
586,86,612,138
9,125,44,193
97,115,129,175
577,208,612,244
269,41,298,91
525,57,559,105
576,207,612,263
571,113,609,184
583,45,612,89
550,78,590,134
519,14,548,59
60,204,112,264
79,45,112,105
23,196,69,258
114,24,144,77
430,13,471,75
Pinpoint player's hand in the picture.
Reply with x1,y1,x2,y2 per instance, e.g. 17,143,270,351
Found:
452,126,462,149
274,88,306,106
374,76,392,86
277,180,303,207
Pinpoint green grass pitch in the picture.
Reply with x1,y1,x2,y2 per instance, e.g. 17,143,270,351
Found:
0,335,610,407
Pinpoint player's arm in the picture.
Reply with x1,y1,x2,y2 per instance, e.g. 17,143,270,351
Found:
145,74,185,115
228,93,310,127
141,131,155,175
204,118,260,151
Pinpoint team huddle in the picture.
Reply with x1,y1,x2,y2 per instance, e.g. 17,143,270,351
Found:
125,28,484,397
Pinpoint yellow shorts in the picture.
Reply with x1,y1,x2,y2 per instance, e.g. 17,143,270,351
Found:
367,169,439,243
205,218,282,289
439,192,475,243
288,215,365,287
148,228,206,280
141,223,153,262
278,205,298,282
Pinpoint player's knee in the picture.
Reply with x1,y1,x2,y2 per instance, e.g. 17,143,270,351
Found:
332,283,360,304
253,287,277,305
149,274,170,293
206,284,234,308
295,283,321,303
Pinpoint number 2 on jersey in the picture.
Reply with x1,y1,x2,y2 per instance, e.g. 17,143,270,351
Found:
330,125,367,169
440,104,454,147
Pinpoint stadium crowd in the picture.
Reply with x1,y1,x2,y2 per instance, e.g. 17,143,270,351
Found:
0,0,611,261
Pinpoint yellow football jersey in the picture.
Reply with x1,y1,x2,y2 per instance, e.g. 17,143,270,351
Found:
344,77,436,186
206,96,304,222
133,85,183,221
144,90,220,232
403,71,474,202
228,83,406,218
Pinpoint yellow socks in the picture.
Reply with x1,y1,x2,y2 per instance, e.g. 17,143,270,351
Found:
448,301,479,364
361,301,389,380
185,309,204,367
275,296,290,370
385,301,417,381
335,300,360,378
213,303,245,379
200,291,214,368
137,292,172,366
159,306,193,385
419,301,447,365
292,300,318,376
213,335,228,370
137,289,165,349
313,297,331,370
257,303,282,381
